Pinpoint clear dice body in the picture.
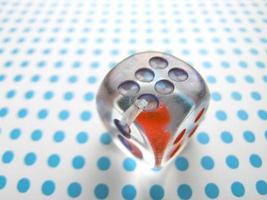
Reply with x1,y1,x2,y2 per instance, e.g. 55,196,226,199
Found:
96,51,210,169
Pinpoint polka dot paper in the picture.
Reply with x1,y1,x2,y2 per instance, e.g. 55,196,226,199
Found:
0,0,267,199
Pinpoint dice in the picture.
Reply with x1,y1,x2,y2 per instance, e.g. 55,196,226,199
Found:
96,51,210,169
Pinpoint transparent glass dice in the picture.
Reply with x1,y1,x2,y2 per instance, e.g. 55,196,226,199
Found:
96,51,210,169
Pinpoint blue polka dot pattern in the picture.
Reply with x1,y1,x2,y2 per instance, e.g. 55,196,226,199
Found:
2,151,14,164
123,158,136,172
231,182,245,197
47,154,60,168
226,155,239,169
100,133,112,145
201,156,214,170
220,131,233,144
42,180,55,196
256,180,267,195
197,132,209,144
68,182,82,198
17,178,30,193
175,157,189,171
215,110,227,121
24,152,37,166
177,184,192,200
53,131,65,143
121,184,137,200
249,154,262,168
0,176,7,190
0,1,266,199
94,184,109,199
205,183,219,199
243,131,255,143
150,185,164,200
97,156,111,171
72,156,85,169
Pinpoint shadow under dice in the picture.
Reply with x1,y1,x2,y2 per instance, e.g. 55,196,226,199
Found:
97,51,210,169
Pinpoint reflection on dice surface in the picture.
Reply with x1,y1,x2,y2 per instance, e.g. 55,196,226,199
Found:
97,51,210,169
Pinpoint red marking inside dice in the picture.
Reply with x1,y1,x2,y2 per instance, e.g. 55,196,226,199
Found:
188,125,199,137
135,102,171,167
194,108,205,123
173,128,186,145
118,135,143,159
169,143,181,159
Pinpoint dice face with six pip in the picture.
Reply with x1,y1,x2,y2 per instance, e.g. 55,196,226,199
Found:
97,51,210,169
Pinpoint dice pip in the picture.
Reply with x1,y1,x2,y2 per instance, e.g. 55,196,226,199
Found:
97,51,210,169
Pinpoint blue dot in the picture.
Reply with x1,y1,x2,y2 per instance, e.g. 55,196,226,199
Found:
201,156,214,170
238,61,248,68
72,155,85,169
2,150,14,164
256,61,265,68
7,90,16,98
68,182,82,198
25,90,34,99
123,158,136,172
24,152,37,166
94,184,109,199
175,156,189,171
244,75,254,83
237,110,248,120
211,92,221,101
0,74,5,82
87,76,97,84
17,108,28,118
231,92,242,101
97,156,111,171
47,154,60,168
31,129,43,141
263,75,267,83
0,176,6,190
49,75,58,83
202,61,212,68
225,75,236,83
84,92,94,101
215,110,227,121
250,91,261,101
249,154,262,168
53,130,65,142
197,132,209,144
220,131,233,143
226,155,239,169
43,91,54,100
258,110,267,120
76,131,88,144
221,61,230,68
256,180,267,195
121,184,136,200
68,75,78,83
58,110,70,120
206,76,216,84
100,133,112,145
231,181,245,197
150,185,164,200
42,180,55,196
0,107,8,117
38,109,48,119
80,111,91,121
243,130,255,143
17,178,30,193
64,92,74,100
10,128,21,140
177,184,192,200
205,183,219,199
